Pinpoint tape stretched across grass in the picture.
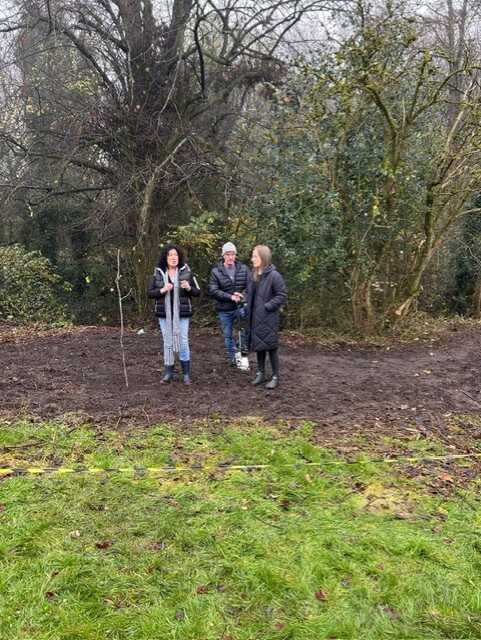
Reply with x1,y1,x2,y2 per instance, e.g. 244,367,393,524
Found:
1,451,481,477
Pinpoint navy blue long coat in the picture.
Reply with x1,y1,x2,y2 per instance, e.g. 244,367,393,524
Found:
246,265,287,352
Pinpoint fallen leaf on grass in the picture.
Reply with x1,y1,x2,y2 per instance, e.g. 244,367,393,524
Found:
45,592,56,600
0,504,6,511
315,589,328,601
69,530,80,539
175,611,185,621
89,503,108,511
379,604,399,619
439,473,454,483
95,539,114,549
196,583,212,594
146,541,167,551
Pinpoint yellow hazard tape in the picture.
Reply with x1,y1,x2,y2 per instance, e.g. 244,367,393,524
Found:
0,463,277,477
1,451,481,477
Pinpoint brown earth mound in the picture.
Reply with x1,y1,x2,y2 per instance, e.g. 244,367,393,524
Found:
0,322,480,429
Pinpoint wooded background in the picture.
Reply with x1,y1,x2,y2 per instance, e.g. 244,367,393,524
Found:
0,0,480,333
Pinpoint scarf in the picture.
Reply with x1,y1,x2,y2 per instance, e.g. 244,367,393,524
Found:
163,268,181,365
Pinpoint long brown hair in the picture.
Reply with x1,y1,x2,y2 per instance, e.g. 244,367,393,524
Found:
252,245,272,281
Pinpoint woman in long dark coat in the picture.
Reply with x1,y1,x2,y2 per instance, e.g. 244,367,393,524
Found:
246,245,287,390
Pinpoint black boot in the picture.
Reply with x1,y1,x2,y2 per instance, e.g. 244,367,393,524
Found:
251,371,266,386
181,360,191,386
160,365,174,385
265,375,280,390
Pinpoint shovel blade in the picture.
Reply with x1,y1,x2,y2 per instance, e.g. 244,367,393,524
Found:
235,352,250,371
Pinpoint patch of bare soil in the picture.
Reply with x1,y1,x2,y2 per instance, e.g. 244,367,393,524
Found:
2,322,481,488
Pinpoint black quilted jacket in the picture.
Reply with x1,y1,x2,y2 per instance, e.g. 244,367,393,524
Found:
246,265,287,352
208,261,249,312
147,264,200,318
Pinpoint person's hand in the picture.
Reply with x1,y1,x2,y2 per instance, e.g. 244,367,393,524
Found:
180,280,191,291
232,292,243,303
162,283,174,293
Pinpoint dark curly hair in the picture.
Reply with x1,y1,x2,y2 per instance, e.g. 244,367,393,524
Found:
157,243,186,270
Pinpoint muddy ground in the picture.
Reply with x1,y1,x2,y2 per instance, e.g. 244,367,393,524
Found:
0,321,480,431
2,321,481,488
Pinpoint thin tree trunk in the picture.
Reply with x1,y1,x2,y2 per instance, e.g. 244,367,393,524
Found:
116,249,129,388
473,278,481,318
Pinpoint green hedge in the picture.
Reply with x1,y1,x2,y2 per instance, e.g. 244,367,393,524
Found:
0,244,70,326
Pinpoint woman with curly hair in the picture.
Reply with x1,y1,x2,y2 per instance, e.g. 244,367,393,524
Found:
148,244,200,385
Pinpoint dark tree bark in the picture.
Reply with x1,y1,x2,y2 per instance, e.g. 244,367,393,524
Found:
0,0,332,310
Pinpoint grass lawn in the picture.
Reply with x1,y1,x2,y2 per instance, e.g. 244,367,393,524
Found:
1,419,481,639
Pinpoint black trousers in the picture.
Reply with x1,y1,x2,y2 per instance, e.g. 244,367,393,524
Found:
256,348,279,376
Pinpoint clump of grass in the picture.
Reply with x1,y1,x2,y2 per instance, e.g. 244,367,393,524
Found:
1,419,481,639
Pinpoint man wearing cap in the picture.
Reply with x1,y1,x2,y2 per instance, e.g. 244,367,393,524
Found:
209,242,249,366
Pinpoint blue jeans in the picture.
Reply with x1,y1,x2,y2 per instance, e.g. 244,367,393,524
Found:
218,307,247,360
158,317,190,363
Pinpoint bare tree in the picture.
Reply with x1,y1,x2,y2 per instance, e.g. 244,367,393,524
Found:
0,0,333,310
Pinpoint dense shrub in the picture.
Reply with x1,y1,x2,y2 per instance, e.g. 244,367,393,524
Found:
0,244,70,326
